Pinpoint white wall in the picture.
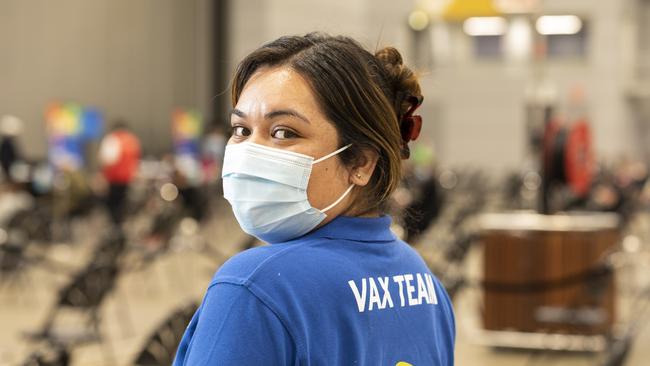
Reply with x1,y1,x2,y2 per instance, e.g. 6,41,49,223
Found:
228,0,408,70
0,0,214,158
427,0,642,172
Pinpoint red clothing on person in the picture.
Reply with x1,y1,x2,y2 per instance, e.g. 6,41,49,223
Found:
100,130,141,184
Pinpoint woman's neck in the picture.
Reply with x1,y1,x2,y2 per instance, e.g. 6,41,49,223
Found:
340,205,380,218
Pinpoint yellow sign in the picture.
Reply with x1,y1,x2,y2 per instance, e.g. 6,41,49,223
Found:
442,0,501,22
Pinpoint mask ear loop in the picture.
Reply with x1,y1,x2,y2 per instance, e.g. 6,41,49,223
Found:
313,144,353,164
313,143,354,213
321,184,355,213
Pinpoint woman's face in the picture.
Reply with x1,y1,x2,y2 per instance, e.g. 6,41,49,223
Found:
229,66,354,224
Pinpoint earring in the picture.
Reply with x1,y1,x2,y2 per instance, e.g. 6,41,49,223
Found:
355,173,362,179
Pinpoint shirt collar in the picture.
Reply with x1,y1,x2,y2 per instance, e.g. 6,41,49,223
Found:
306,215,397,243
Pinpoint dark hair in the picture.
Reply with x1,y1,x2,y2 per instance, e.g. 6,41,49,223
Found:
231,32,422,214
111,119,129,131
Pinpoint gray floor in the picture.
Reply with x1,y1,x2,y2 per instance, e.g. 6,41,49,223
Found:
1,200,649,365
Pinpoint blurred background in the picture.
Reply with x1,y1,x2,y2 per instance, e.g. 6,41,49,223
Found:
1,0,650,365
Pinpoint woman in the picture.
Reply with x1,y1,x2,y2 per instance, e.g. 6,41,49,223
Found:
174,33,455,366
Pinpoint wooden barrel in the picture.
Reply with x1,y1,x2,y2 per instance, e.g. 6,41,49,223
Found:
479,212,620,335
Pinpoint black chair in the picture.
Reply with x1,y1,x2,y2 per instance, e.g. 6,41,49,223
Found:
27,232,126,345
89,230,127,267
33,260,119,343
133,302,199,366
0,227,34,293
0,240,27,279
7,204,53,245
21,343,70,366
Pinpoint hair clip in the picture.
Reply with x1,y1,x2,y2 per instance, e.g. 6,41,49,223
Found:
400,95,423,159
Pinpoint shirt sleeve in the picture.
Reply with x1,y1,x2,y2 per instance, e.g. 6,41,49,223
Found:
173,282,296,366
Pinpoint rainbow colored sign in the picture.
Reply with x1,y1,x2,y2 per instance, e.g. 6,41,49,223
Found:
45,102,103,169
172,108,203,156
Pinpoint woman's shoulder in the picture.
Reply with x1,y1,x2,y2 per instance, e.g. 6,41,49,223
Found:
211,237,424,288
209,242,299,286
209,236,344,286
209,235,392,289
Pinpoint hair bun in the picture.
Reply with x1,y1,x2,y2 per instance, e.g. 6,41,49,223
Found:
374,47,421,117
375,46,404,69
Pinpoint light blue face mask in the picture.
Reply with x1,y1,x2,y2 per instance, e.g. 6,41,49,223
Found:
222,142,354,244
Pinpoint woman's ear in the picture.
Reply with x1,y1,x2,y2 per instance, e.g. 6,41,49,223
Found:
350,148,379,186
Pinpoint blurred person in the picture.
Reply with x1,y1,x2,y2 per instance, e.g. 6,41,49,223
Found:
50,161,94,240
402,172,443,244
0,115,23,183
99,121,141,225
174,33,455,366
201,122,227,185
174,153,205,221
400,143,443,243
0,179,33,227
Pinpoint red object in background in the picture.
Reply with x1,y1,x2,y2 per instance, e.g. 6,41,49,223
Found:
542,118,594,198
565,120,594,196
100,130,141,184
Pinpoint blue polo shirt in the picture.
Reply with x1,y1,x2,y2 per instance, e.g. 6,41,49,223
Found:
174,215,455,365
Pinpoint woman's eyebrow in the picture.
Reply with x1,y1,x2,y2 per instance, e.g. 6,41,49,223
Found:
231,109,246,118
266,109,311,124
230,108,311,124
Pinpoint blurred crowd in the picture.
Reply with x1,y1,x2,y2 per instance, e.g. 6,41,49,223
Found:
0,111,227,240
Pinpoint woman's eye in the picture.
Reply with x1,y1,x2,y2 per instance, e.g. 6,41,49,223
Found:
232,126,251,137
272,128,298,139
